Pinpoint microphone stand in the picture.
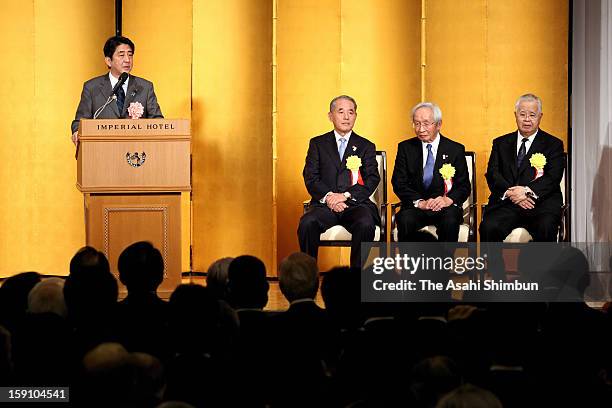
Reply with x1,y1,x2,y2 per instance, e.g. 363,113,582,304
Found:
77,94,118,158
93,94,118,119
80,74,126,158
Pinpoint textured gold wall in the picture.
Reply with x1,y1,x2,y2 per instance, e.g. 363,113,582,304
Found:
123,1,192,120
191,0,274,273
276,0,567,267
276,0,342,271
425,0,569,206
276,0,421,270
123,0,193,272
0,1,569,277
0,1,113,277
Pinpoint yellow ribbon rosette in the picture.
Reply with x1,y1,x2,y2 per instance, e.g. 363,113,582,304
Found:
346,155,362,171
439,163,455,195
529,153,546,180
439,163,456,180
346,155,363,186
529,153,547,170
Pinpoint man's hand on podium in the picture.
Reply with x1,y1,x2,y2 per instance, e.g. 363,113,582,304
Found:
71,131,79,146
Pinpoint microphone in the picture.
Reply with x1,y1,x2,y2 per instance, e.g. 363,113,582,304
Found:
93,72,129,119
111,72,129,96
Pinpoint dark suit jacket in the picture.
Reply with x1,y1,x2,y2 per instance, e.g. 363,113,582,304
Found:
303,130,381,222
268,301,339,406
485,129,564,213
71,73,163,133
391,134,471,207
270,300,338,365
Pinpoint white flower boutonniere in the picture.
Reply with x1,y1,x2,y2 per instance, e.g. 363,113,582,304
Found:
128,101,144,119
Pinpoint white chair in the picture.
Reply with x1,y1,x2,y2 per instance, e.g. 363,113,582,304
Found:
391,152,477,242
302,151,387,245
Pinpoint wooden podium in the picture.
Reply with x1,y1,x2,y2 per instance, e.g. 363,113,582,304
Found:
76,119,191,298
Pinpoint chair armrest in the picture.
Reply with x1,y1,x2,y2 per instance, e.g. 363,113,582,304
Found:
390,202,401,242
480,203,487,222
380,202,388,241
466,203,477,241
559,204,569,242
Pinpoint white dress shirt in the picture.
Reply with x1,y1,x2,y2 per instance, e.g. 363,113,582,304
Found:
413,133,441,207
335,130,353,151
320,130,354,203
501,130,540,201
421,132,441,167
516,130,538,156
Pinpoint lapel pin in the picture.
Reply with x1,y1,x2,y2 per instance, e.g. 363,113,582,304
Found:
442,154,448,160
352,146,357,152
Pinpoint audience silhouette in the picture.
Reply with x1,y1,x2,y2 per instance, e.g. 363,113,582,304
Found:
0,244,610,407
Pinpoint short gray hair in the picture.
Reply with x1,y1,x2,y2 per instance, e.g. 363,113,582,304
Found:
206,257,234,299
330,95,357,112
279,252,319,302
28,278,67,318
515,93,542,114
411,102,442,123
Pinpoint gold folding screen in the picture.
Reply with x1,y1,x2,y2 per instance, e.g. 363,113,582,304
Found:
0,1,568,277
0,1,113,277
276,0,421,271
190,1,274,272
123,0,193,272
425,0,569,204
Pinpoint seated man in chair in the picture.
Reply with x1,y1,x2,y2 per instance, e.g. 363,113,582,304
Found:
480,93,564,242
392,102,470,242
298,95,380,268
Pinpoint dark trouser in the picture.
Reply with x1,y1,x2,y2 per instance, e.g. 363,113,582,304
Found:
298,204,377,269
396,205,463,242
479,203,561,280
479,204,561,242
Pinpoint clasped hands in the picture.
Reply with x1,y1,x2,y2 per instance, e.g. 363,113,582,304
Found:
417,196,453,212
505,186,535,209
326,193,349,213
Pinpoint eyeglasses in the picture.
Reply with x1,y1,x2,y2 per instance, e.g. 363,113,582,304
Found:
412,121,436,129
517,112,539,121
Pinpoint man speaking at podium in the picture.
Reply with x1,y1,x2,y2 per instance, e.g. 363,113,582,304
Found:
70,35,163,145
